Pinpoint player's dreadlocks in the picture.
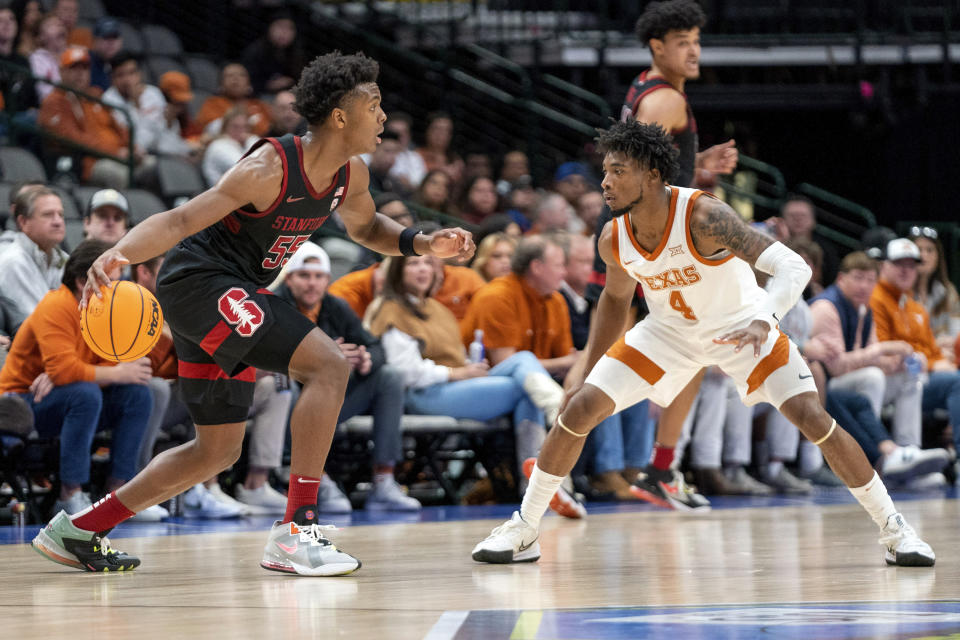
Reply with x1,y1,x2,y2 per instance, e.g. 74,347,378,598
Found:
596,120,680,184
293,51,380,125
634,0,706,45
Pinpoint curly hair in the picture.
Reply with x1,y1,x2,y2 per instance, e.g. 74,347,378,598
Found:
635,0,706,45
293,51,379,125
595,120,679,184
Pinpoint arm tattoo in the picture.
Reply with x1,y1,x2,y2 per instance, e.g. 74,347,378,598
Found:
691,200,773,265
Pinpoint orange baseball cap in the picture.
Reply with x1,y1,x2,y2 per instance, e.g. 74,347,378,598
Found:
60,46,91,68
159,71,194,103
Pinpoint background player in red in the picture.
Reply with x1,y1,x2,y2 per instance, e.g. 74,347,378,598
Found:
32,51,474,576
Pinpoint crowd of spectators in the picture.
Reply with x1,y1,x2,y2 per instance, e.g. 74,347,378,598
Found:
0,1,958,523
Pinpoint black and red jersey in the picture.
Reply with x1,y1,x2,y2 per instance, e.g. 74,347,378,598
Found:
159,134,349,288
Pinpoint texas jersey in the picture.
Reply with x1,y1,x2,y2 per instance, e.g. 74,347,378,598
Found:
609,186,766,340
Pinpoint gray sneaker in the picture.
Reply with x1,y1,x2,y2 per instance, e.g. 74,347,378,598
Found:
53,491,92,515
260,505,360,576
365,477,421,511
724,466,775,496
765,467,813,495
318,474,352,514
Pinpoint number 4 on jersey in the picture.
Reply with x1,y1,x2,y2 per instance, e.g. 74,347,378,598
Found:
669,290,697,321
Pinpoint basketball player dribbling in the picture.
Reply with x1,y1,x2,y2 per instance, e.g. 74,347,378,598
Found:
32,51,475,576
472,120,934,568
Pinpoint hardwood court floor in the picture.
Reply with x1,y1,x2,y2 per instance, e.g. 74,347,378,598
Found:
3,497,959,639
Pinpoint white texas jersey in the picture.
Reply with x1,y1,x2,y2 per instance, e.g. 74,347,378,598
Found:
610,186,766,339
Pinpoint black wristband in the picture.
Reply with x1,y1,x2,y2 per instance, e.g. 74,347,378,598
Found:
399,227,421,256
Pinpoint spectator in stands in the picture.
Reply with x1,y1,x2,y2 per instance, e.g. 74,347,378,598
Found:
368,253,572,485
471,232,516,283
276,243,417,512
413,168,453,215
82,188,128,245
809,252,920,448
12,0,41,58
102,51,168,155
385,111,425,195
909,226,960,362
268,89,304,137
779,193,841,286
416,111,463,186
202,105,257,186
463,150,493,183
787,236,825,298
552,162,591,209
528,192,574,235
28,13,66,101
0,186,67,321
194,62,271,138
241,10,302,95
39,46,142,189
496,149,530,197
0,239,155,516
474,213,521,249
0,3,38,116
575,190,604,238
346,191,413,269
366,129,402,194
0,179,42,253
461,235,579,380
88,17,122,91
456,175,500,226
53,0,89,48
157,71,200,157
871,238,960,459
558,233,593,352
504,175,537,233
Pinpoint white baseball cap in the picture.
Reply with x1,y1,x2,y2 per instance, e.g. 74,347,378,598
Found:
285,241,331,274
88,189,129,216
885,238,921,262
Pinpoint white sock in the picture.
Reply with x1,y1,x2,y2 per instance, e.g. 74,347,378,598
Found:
848,471,897,529
520,463,563,531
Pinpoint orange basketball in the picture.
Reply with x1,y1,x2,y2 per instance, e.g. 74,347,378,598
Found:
80,281,164,363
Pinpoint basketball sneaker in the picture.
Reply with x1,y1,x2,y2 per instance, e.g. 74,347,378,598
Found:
32,511,140,572
630,465,711,511
471,511,540,564
522,458,586,519
260,505,360,576
879,512,935,567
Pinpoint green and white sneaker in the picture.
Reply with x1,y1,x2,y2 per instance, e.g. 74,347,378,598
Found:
32,511,140,572
260,505,360,576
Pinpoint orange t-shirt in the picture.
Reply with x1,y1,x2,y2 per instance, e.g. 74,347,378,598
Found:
0,285,106,393
436,265,486,321
328,263,378,320
870,279,943,369
194,95,272,138
460,273,572,360
39,87,130,180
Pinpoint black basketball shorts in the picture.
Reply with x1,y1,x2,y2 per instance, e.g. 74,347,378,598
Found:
157,275,315,425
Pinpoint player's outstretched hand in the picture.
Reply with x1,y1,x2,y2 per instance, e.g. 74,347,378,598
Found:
713,319,771,358
81,248,130,309
428,227,476,261
700,139,738,175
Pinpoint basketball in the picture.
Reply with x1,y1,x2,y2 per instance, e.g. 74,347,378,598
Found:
80,281,164,363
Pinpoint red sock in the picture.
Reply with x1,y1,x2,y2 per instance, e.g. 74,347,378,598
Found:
284,473,322,523
652,445,675,471
70,492,135,533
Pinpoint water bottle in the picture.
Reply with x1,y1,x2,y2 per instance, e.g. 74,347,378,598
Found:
468,329,485,364
904,354,924,376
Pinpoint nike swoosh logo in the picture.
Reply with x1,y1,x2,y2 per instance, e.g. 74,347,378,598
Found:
518,537,538,552
297,478,321,484
799,374,813,379
286,195,305,203
773,312,781,323
276,541,297,554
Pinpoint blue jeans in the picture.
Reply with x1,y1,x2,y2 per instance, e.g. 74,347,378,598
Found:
923,371,960,451
21,382,152,486
339,364,406,466
826,390,889,465
585,400,655,474
404,351,546,426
